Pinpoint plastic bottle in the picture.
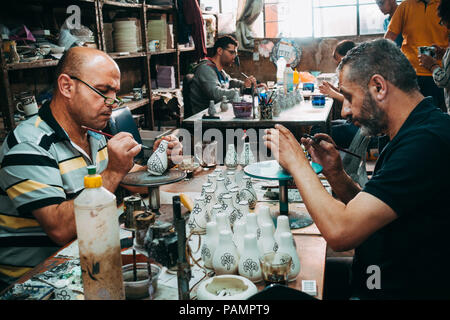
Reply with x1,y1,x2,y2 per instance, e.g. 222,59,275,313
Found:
74,165,125,300
293,68,299,87
276,57,287,85
283,64,294,93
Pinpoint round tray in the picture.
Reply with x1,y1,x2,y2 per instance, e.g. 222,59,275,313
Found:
121,169,187,187
244,160,322,180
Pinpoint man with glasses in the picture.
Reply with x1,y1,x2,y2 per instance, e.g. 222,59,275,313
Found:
0,47,182,289
188,35,265,116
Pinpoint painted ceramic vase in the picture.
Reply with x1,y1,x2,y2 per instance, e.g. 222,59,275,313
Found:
277,232,301,281
221,194,240,228
239,142,256,167
220,96,229,112
239,175,257,209
215,177,229,206
233,219,247,256
274,215,291,248
258,223,278,255
204,187,217,220
225,171,238,190
214,168,224,178
236,200,249,225
212,230,239,275
209,203,223,223
147,140,168,176
187,197,208,234
229,186,241,208
201,182,212,198
225,144,238,170
208,100,216,116
257,205,275,234
238,234,263,283
207,173,218,191
246,212,261,241
201,221,219,269
216,211,232,234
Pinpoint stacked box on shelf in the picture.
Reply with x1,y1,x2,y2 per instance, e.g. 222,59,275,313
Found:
147,15,167,50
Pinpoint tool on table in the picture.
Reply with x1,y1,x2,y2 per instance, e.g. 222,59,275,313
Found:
81,125,151,150
302,134,362,159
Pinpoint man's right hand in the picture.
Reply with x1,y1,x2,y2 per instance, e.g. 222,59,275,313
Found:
106,132,142,177
301,133,343,177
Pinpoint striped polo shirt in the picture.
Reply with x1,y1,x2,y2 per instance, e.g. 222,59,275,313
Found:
0,101,108,285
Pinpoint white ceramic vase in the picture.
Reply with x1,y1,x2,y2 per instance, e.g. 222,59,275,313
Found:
212,230,239,275
147,140,168,176
208,100,216,116
225,144,238,170
239,142,256,166
216,211,232,234
274,215,291,248
220,96,229,112
204,187,217,220
257,205,275,234
225,171,238,190
277,232,301,281
238,234,263,283
201,221,219,269
239,175,257,209
246,212,261,241
221,194,240,228
258,223,277,255
201,182,212,198
236,200,249,225
233,219,247,256
215,177,229,206
214,168,224,178
207,173,218,191
209,203,223,223
229,186,241,208
187,197,208,234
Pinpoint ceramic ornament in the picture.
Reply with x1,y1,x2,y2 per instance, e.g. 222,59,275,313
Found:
274,215,291,248
233,219,247,256
204,187,217,220
216,211,232,234
187,197,208,235
221,194,240,228
147,140,169,176
239,175,257,209
257,205,275,234
239,142,256,166
238,234,263,283
201,182,212,198
235,200,249,225
208,100,217,116
209,203,223,223
215,177,229,206
246,213,261,241
220,96,229,112
201,221,219,269
258,223,278,255
212,230,239,275
277,232,301,281
207,173,218,191
214,168,224,178
225,144,238,170
229,187,241,208
225,171,238,190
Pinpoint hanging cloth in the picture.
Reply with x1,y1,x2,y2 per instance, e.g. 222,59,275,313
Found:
183,0,207,61
235,0,263,52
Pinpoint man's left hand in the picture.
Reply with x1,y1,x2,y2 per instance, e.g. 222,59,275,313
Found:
244,75,257,88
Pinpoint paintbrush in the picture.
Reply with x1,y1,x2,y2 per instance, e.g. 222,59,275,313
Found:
81,125,151,150
302,133,362,159
241,72,249,79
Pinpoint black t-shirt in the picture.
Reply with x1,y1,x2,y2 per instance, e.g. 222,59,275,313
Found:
352,97,450,299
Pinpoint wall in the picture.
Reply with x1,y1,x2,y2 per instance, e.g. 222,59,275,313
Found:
225,34,381,83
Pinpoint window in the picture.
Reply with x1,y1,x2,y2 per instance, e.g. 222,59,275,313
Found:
264,0,402,38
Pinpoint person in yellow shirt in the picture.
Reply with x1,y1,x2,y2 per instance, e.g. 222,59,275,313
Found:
385,0,449,112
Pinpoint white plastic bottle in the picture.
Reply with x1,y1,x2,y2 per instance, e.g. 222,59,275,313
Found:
276,56,287,85
283,64,294,93
74,165,125,300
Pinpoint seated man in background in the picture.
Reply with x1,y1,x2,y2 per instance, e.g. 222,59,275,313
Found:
188,35,265,116
0,47,182,289
264,39,450,299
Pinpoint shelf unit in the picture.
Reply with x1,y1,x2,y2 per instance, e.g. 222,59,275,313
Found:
0,0,213,135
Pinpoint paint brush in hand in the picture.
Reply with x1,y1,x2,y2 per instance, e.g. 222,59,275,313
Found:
81,125,151,150
302,133,362,159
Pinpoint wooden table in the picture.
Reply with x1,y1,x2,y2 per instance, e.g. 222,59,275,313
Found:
1,166,327,300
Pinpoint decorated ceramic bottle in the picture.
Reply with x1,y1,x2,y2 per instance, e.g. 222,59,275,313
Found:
215,177,229,206
201,221,219,269
200,182,212,198
225,171,238,190
277,232,301,281
239,175,257,209
233,219,247,256
246,212,261,241
238,234,263,283
208,100,216,116
212,230,239,275
225,144,238,170
236,200,249,225
221,194,240,228
207,173,218,191
274,215,291,247
220,96,229,112
209,203,223,223
229,186,241,208
187,197,208,235
147,140,168,176
257,205,275,234
258,223,278,255
204,187,217,220
214,168,224,178
239,142,256,167
216,211,232,234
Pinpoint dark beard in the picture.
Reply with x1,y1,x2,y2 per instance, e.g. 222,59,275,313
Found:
355,91,388,137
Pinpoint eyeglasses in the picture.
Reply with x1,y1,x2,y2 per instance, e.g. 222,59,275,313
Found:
224,49,238,56
69,75,124,107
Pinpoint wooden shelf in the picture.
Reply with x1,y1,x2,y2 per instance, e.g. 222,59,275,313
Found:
123,98,150,111
148,49,176,55
5,59,58,71
146,4,174,11
108,52,146,59
102,0,141,8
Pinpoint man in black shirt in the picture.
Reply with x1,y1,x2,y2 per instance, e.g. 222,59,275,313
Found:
264,39,450,299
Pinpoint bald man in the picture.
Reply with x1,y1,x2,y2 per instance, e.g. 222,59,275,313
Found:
0,47,180,288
